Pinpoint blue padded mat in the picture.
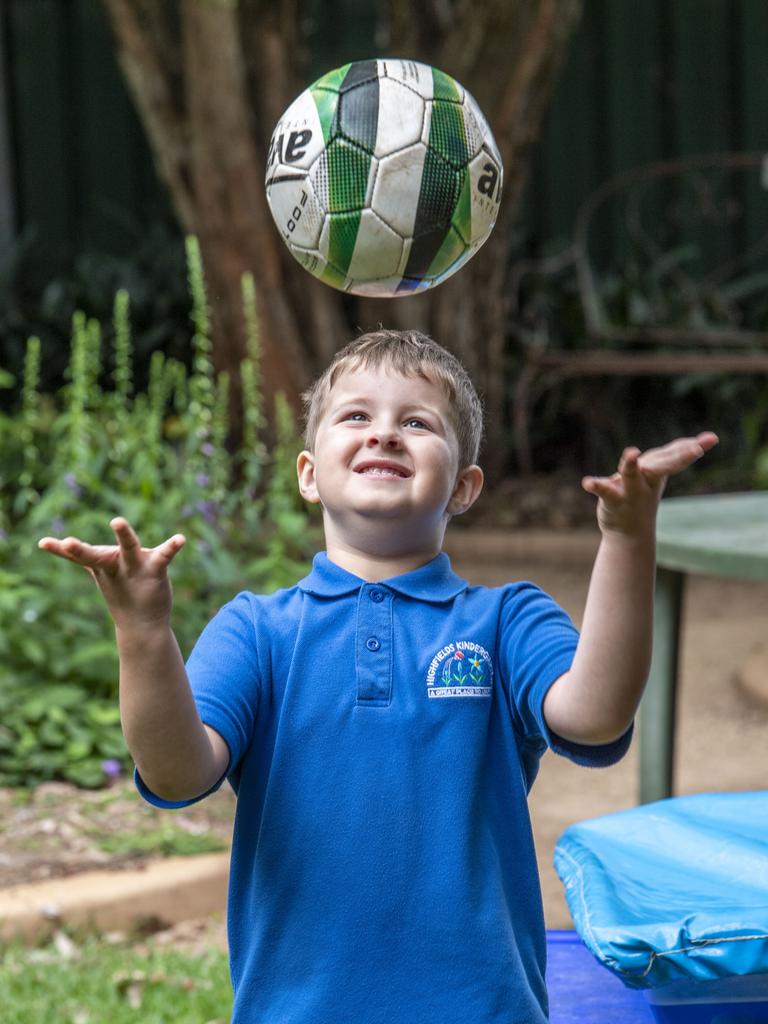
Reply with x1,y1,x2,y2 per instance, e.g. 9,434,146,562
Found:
554,793,768,989
547,930,653,1023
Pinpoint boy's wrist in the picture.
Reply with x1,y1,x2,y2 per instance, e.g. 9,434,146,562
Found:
115,618,174,648
597,524,656,553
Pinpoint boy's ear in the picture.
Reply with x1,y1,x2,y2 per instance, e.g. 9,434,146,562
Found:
447,464,484,517
296,450,321,504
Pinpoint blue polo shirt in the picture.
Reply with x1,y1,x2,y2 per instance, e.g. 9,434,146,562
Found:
137,552,631,1024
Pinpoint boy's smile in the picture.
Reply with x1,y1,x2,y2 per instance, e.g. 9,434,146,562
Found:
297,366,483,576
353,458,412,478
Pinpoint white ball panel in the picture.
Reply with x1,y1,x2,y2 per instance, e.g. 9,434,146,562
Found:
373,79,426,158
379,58,434,100
460,102,485,161
349,276,403,297
265,89,326,176
346,209,404,281
288,245,329,276
348,274,430,298
371,144,427,237
318,214,332,263
266,173,325,249
364,155,379,208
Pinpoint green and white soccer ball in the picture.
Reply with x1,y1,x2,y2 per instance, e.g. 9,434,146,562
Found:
265,58,503,298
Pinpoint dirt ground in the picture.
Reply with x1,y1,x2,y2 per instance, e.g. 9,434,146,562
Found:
4,525,767,943
445,527,768,928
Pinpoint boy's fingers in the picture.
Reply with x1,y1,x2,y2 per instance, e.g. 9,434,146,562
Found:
618,447,641,479
154,534,186,565
37,535,80,560
581,476,622,503
38,536,105,568
695,430,719,451
110,517,143,567
638,435,714,478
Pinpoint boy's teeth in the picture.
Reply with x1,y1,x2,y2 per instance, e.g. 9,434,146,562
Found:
362,467,402,477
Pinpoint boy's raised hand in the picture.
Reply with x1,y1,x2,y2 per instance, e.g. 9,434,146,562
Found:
581,431,719,538
38,517,186,631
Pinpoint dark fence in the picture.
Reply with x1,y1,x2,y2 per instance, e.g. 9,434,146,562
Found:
1,0,165,255
2,0,767,259
528,0,768,259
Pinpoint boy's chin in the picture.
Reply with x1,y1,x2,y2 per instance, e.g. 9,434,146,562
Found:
324,505,449,543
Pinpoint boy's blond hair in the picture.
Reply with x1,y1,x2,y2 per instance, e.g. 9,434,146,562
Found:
302,329,484,469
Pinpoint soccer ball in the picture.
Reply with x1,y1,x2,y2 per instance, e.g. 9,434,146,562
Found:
265,58,503,298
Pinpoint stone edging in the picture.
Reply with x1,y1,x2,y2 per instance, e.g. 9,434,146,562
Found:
0,852,229,943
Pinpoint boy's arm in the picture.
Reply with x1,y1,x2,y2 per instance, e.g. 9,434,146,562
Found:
38,518,229,801
116,623,230,801
542,432,718,745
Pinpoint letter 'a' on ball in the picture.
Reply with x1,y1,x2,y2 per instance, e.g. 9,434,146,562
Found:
264,58,503,298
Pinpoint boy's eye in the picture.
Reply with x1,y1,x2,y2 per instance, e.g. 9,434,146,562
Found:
405,418,430,430
344,412,368,422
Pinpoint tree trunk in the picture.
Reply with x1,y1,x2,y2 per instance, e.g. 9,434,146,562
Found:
100,0,582,475
102,0,348,418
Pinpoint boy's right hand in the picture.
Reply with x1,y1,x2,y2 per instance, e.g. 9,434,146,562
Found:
38,517,186,632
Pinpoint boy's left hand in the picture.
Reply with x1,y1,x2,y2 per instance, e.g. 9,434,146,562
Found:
582,431,719,538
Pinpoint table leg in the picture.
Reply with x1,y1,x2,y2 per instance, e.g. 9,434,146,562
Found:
639,567,684,804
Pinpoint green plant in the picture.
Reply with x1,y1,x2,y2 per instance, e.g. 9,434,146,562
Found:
0,933,231,1023
94,823,226,858
0,238,317,788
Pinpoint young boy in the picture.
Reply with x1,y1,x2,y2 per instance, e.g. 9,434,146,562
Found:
39,329,717,1024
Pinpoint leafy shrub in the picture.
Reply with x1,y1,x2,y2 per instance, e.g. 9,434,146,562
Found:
0,238,317,788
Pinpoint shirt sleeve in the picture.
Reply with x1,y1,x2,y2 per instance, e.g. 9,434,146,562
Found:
135,591,262,808
499,583,632,771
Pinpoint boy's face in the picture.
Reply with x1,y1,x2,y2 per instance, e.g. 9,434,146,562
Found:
297,366,482,554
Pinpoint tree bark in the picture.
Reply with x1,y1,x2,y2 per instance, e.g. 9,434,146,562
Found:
100,0,582,475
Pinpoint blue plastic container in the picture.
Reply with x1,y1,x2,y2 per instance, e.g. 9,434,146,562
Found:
546,930,653,1023
643,974,768,1024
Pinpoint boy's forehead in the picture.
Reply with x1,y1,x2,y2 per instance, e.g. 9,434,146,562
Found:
328,365,448,404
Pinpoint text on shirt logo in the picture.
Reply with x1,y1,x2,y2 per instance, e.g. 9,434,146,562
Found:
426,640,493,698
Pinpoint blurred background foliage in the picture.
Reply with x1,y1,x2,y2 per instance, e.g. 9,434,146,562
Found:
0,240,317,786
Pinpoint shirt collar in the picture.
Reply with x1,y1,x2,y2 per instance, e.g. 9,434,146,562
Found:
298,551,468,602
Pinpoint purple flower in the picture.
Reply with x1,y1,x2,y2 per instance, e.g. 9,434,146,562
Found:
101,759,122,780
0,528,6,541
195,499,218,524
201,443,215,458
50,517,65,535
195,472,209,487
64,473,82,497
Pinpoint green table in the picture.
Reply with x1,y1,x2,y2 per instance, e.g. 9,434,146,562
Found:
640,491,768,803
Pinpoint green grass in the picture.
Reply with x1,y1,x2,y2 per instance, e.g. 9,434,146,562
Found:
94,823,227,858
0,935,232,1023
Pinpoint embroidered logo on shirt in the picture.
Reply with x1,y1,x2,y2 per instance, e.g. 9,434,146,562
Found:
426,641,493,698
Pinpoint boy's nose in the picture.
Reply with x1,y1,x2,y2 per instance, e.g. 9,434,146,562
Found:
366,425,401,448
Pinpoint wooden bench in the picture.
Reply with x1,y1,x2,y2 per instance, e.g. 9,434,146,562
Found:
509,152,768,473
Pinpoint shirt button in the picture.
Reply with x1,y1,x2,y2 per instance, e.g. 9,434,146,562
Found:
366,637,381,652
369,589,385,603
